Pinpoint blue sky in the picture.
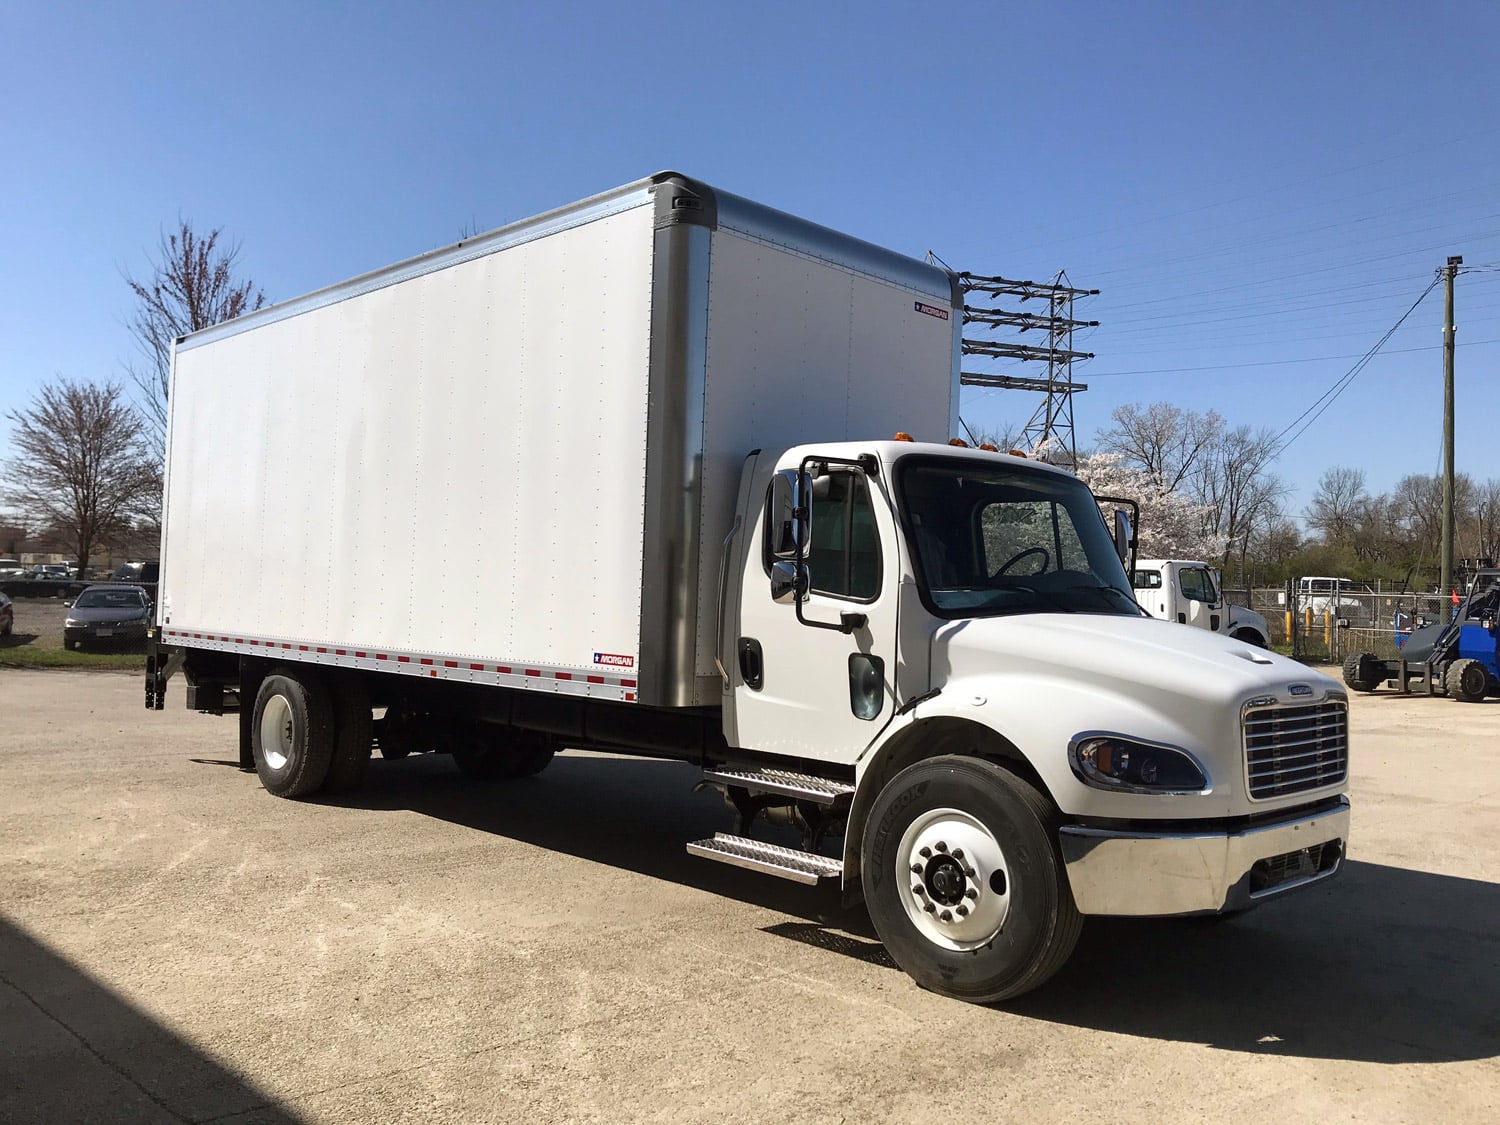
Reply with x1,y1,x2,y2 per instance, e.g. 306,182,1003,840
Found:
3,1,1497,517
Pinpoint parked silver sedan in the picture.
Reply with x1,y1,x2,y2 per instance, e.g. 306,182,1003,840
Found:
63,585,151,650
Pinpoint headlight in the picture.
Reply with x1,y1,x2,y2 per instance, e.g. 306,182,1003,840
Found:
65,618,80,628
1069,733,1210,794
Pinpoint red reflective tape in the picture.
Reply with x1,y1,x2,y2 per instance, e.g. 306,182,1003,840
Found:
444,660,458,668
336,649,347,656
356,651,367,658
376,653,388,660
469,663,484,671
496,666,511,674
621,679,637,688
419,658,433,666
282,643,291,649
525,669,541,678
397,656,410,663
194,633,202,639
587,676,604,684
297,645,308,651
429,670,436,677
316,647,327,654
555,672,572,681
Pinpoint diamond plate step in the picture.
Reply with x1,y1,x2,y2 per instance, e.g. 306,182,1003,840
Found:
686,833,844,885
703,767,855,806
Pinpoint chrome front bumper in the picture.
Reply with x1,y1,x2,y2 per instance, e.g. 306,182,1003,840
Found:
1057,797,1350,916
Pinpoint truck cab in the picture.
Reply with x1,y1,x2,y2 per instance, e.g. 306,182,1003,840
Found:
708,440,1348,1000
1133,558,1270,647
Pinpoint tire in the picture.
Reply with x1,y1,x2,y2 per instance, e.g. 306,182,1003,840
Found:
325,675,373,794
861,756,1082,1004
1231,628,1267,649
1342,652,1381,693
452,732,554,781
1444,658,1488,703
251,667,335,797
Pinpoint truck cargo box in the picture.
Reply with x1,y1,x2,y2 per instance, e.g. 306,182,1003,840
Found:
158,172,959,707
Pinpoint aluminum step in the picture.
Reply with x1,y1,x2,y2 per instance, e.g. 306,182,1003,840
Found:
686,833,844,885
703,767,855,806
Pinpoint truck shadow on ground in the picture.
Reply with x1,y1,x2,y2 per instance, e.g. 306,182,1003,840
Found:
0,915,298,1122
325,753,1498,1066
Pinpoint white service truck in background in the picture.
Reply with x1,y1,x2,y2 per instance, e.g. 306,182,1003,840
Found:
147,172,1350,1003
1133,559,1271,647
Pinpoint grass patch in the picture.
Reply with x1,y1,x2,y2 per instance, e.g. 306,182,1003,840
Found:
0,647,145,670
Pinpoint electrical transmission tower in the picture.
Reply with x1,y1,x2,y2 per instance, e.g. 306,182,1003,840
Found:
957,270,1098,464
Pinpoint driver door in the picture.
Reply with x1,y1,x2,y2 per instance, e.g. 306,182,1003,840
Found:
730,460,900,765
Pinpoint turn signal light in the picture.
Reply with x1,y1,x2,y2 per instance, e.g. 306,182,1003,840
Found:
893,431,915,442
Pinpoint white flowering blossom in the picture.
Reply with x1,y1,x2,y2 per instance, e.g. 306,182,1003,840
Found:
1071,451,1227,560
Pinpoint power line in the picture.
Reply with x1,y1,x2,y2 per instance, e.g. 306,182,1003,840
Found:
1088,334,1497,378
1271,278,1443,453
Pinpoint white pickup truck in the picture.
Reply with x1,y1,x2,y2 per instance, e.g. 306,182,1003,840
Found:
1133,559,1271,648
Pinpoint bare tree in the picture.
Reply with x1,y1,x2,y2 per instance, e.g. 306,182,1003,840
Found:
3,380,160,575
1306,467,1368,546
1195,424,1285,569
126,221,266,444
1096,403,1224,492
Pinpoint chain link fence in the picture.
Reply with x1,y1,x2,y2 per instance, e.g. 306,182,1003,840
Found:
1224,583,1451,662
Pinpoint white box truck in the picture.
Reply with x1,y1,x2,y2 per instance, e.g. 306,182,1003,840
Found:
147,172,1350,1003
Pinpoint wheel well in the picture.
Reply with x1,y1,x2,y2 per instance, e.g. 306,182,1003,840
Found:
846,717,1052,883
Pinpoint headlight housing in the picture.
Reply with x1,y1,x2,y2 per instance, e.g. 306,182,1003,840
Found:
1068,733,1210,794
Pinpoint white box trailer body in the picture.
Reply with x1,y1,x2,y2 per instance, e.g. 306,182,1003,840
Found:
149,173,1350,1006
159,174,959,708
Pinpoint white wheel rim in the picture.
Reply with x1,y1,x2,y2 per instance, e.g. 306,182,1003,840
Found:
896,807,1011,951
259,694,295,771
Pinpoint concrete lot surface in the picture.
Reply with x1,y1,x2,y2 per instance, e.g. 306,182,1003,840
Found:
1,669,1496,1123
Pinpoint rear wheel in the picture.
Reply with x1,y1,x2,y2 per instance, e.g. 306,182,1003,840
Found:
862,756,1081,1004
1444,658,1488,703
325,675,373,793
251,668,335,797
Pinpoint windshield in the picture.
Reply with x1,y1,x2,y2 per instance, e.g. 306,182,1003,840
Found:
897,456,1141,618
75,589,147,609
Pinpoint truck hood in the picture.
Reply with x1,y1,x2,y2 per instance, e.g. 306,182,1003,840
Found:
933,612,1340,715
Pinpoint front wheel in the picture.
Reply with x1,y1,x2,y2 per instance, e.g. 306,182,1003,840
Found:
1445,658,1488,703
862,756,1082,1004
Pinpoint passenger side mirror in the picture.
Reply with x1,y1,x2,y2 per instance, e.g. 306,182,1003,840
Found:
768,469,812,560
1113,509,1133,565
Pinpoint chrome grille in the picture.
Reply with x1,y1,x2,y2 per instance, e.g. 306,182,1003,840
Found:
1242,700,1348,800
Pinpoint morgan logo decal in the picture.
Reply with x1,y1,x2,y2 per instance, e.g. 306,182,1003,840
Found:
914,301,950,321
593,652,635,668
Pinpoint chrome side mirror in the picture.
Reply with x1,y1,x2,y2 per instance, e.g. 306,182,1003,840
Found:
770,560,808,605
768,469,811,560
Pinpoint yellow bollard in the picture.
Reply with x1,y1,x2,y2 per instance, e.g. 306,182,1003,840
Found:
1324,610,1332,648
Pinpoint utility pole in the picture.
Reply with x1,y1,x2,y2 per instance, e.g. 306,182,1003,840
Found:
1440,255,1461,601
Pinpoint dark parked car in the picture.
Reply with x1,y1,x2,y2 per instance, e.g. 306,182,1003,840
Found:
64,584,152,649
0,592,12,637
112,560,160,583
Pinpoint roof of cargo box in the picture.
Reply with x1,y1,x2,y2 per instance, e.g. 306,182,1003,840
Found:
175,172,959,353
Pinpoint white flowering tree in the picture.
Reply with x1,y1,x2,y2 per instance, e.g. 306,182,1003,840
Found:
1073,451,1226,560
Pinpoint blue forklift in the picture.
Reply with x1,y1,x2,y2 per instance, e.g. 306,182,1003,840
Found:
1343,569,1500,702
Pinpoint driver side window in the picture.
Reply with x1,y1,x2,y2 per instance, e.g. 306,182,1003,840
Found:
806,471,881,601
980,501,1087,576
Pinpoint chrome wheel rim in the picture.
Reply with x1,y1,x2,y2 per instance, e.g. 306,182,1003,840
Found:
896,807,1011,951
259,694,295,771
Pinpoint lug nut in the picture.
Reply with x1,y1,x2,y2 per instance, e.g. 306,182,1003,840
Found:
913,885,926,896
952,848,965,861
965,888,978,901
939,909,953,921
911,863,923,874
964,866,976,878
956,905,969,917
919,846,932,858
924,902,936,914
935,841,948,853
